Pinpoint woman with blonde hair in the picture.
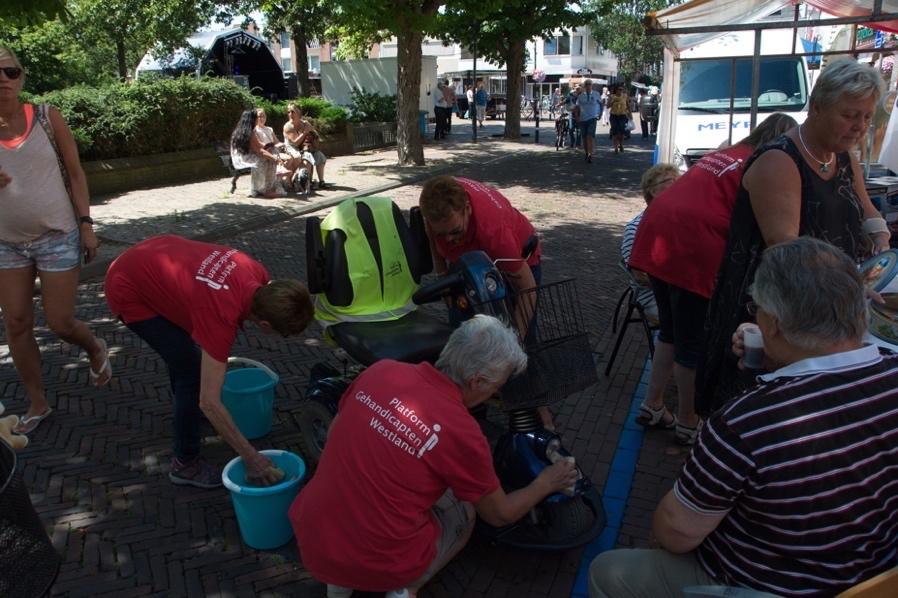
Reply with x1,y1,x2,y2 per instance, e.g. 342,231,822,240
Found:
628,113,798,444
698,58,888,416
0,46,112,434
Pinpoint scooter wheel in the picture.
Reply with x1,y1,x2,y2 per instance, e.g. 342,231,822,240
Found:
294,399,334,469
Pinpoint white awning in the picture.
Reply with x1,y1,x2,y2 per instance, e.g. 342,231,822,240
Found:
647,0,898,54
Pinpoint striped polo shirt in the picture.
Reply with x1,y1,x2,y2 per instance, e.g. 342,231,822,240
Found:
675,344,898,597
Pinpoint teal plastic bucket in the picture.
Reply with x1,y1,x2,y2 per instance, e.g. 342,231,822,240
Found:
221,449,306,549
221,357,279,440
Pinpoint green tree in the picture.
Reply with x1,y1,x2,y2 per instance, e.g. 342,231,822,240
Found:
67,0,218,81
330,0,446,166
0,0,68,25
441,1,591,139
587,0,675,83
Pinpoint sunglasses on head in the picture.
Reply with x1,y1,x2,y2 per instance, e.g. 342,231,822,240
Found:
0,67,23,80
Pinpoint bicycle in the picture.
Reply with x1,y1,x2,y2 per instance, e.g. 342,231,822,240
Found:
555,110,570,150
520,96,534,120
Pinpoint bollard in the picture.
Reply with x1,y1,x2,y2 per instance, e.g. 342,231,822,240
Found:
534,100,540,144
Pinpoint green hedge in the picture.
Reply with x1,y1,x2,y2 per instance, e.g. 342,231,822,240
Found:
28,77,347,161
255,96,348,138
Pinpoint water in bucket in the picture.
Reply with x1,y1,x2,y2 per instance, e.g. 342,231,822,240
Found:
221,358,279,439
222,450,306,549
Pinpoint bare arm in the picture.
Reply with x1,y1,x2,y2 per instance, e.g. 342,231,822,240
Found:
475,459,577,527
850,151,891,252
283,122,301,146
249,134,279,162
742,149,802,246
424,221,448,275
197,351,279,484
48,107,97,262
505,262,538,339
651,489,726,554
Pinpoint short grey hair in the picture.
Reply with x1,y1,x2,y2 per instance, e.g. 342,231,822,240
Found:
810,58,884,110
750,237,867,350
436,315,528,387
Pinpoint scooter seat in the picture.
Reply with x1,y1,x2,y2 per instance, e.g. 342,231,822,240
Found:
328,311,453,366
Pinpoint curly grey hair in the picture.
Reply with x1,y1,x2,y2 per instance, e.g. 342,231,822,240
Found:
435,315,527,387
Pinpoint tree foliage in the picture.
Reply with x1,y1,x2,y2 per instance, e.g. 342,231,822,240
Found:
587,0,674,84
440,0,591,139
0,0,68,26
329,0,446,166
1,0,218,86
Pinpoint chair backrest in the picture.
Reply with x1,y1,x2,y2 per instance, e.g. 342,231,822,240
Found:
835,565,898,598
306,197,432,326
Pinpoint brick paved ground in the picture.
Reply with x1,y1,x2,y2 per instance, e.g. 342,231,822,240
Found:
1,120,688,597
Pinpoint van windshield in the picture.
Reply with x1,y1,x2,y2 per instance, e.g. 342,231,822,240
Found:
679,57,807,113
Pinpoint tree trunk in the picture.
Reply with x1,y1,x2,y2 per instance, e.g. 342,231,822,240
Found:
397,28,425,166
503,40,526,139
292,28,312,97
116,39,128,82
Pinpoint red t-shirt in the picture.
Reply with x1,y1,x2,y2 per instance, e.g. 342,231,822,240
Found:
433,177,540,272
289,360,500,591
104,235,270,362
629,144,753,298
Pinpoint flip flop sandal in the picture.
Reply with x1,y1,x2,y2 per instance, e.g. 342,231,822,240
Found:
635,401,677,430
14,407,53,434
89,338,112,387
675,420,704,446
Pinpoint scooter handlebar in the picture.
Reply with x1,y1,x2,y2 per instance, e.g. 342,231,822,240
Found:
413,272,465,305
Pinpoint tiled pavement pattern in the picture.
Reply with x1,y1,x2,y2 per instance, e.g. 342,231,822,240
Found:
2,121,692,597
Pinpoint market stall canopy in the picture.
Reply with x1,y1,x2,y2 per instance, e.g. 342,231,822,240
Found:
647,0,898,53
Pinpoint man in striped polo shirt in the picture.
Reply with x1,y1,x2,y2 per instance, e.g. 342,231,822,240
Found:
589,237,898,597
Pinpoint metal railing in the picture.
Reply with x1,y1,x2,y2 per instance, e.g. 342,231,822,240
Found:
351,122,397,151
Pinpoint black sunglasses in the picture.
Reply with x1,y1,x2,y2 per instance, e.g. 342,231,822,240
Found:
0,67,22,79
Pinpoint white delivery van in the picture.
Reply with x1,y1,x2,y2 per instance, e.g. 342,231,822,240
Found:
660,29,810,170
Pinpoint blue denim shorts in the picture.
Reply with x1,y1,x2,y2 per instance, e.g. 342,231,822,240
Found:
0,228,82,272
579,117,597,139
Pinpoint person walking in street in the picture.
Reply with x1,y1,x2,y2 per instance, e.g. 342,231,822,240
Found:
600,87,611,126
474,82,488,128
105,235,314,488
565,84,582,149
609,85,630,154
0,46,112,435
575,79,601,163
433,80,448,140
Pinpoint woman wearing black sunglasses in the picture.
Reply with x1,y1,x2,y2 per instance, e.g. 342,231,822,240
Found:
0,46,111,436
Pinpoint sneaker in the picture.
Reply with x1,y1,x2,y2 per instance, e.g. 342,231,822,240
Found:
169,456,222,488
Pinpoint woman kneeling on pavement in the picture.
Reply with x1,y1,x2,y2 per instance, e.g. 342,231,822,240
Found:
290,315,578,598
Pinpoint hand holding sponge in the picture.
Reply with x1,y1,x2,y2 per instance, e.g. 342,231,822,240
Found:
0,402,29,451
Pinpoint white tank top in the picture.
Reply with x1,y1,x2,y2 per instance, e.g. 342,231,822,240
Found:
0,104,77,243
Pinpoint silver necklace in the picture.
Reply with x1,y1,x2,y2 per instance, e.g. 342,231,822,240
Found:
797,124,834,173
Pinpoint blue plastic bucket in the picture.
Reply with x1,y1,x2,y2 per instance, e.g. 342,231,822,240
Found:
221,449,306,549
221,357,279,440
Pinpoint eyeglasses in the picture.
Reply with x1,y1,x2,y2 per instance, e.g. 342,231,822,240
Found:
652,178,677,189
746,300,759,317
0,67,23,80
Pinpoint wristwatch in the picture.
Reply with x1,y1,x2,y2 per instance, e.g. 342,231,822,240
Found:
79,215,94,225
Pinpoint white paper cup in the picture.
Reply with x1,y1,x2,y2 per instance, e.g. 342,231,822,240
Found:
742,325,765,370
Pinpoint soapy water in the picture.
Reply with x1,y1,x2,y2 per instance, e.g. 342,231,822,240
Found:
243,466,299,487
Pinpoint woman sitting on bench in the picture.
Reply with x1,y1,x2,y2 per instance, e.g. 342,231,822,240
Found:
230,109,285,198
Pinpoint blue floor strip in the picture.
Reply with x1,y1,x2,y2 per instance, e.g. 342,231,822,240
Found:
570,356,652,598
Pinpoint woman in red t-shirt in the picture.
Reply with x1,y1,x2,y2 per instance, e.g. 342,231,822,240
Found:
627,113,796,445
